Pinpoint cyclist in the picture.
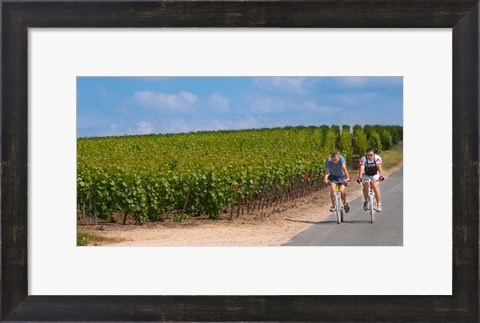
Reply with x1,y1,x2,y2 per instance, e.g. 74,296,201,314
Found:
323,152,351,213
356,147,385,212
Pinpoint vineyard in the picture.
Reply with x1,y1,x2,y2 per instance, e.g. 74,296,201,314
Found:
77,125,402,224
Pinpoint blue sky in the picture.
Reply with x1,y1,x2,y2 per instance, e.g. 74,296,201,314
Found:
77,77,403,138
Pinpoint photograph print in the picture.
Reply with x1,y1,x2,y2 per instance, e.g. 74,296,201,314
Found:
76,76,403,247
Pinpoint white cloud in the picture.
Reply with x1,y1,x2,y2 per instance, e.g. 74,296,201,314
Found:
210,116,260,131
249,97,286,114
339,77,369,86
333,92,379,106
180,91,198,103
159,118,194,134
133,90,197,111
253,77,311,94
236,116,261,129
136,121,155,135
337,76,402,87
208,93,230,112
248,96,338,115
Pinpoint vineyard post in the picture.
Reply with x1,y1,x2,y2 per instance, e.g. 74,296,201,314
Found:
251,194,257,211
302,177,307,198
290,177,297,201
262,181,270,210
296,175,302,199
229,204,234,220
287,178,294,202
88,198,91,222
269,179,277,208
82,198,85,221
88,183,95,222
275,183,282,207
241,195,245,215
262,179,273,211
285,184,290,203
260,186,266,210
295,175,301,199
258,183,267,211
316,174,322,191
236,194,241,217
309,171,317,194
93,198,97,226
251,180,260,211
279,182,286,205
300,175,306,199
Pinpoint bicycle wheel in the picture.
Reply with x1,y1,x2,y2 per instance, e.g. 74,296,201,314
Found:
335,195,342,224
340,203,344,222
369,194,375,223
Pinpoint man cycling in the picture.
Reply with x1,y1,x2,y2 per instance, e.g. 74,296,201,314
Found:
357,147,385,212
323,152,351,213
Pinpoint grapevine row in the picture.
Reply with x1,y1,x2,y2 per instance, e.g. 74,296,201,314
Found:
77,125,402,224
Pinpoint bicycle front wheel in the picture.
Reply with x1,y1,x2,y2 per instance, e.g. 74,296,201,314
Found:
335,196,342,224
369,195,376,223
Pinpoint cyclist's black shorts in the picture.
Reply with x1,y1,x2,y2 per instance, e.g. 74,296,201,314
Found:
327,174,347,187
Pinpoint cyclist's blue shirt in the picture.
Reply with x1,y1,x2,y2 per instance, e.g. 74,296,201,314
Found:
325,155,346,177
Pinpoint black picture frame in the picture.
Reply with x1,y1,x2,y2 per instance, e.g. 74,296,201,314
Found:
2,0,478,321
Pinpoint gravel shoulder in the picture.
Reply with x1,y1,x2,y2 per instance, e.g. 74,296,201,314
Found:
79,164,402,247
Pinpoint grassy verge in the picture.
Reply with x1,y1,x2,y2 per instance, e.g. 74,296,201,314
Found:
77,231,124,246
347,141,403,175
377,141,403,170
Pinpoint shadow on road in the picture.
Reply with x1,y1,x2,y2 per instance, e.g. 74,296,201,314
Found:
285,219,372,225
340,220,373,224
284,219,331,225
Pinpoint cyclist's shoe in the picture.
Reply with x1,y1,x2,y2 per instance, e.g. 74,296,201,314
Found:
330,206,335,212
344,204,350,213
363,200,368,211
377,203,382,212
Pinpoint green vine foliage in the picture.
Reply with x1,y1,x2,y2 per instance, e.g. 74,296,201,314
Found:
339,125,352,164
77,125,402,223
353,127,369,155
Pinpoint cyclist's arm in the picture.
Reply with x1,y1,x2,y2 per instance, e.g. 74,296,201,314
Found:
323,168,330,183
377,163,384,177
342,164,350,181
358,165,365,178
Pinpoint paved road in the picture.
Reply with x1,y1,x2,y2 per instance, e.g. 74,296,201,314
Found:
283,167,403,246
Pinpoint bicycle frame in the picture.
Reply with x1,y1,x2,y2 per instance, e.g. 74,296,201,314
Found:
332,182,344,224
364,179,377,223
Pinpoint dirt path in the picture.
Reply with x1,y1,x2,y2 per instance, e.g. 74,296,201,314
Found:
80,164,402,246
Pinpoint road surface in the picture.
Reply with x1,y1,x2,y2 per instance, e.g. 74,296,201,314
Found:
283,167,403,246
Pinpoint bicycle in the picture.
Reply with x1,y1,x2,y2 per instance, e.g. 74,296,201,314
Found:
357,178,378,223
331,181,345,224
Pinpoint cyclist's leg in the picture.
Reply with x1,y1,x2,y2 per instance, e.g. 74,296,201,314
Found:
361,175,369,200
329,182,336,205
339,184,346,205
327,175,336,207
361,175,370,210
371,174,381,203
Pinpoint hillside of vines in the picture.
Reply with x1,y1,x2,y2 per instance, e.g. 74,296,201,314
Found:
77,125,402,224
